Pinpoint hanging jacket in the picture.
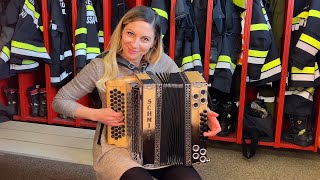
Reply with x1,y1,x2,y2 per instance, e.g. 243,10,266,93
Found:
209,0,242,93
193,0,208,59
9,0,50,65
151,0,203,73
92,0,104,51
245,0,281,86
75,0,100,72
289,0,320,88
111,0,128,32
48,0,73,86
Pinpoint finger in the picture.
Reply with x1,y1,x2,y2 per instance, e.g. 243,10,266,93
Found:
203,127,221,137
207,109,219,117
106,108,124,117
109,122,125,126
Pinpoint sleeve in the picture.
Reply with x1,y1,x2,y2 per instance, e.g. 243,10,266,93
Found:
75,0,87,72
290,1,320,70
150,0,169,37
52,60,101,118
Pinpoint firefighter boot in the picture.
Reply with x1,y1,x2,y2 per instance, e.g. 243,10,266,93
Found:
27,86,40,117
3,87,19,117
217,101,237,137
38,88,47,117
282,115,314,147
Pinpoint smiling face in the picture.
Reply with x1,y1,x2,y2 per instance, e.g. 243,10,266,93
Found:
120,20,155,65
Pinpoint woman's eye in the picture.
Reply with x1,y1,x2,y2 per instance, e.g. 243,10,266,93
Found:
127,32,133,36
143,38,150,42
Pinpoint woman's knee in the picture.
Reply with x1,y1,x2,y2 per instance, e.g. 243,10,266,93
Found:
120,167,153,180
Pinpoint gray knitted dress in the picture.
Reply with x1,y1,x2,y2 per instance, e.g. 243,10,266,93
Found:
52,53,180,180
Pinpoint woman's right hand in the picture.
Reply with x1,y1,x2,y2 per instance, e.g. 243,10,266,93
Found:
92,108,124,126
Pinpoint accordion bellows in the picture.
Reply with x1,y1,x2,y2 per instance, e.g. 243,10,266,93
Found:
106,71,209,168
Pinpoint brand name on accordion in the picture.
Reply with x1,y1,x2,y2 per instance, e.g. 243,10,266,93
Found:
146,99,152,140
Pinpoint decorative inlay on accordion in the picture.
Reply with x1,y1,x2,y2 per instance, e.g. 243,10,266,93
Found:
106,71,209,168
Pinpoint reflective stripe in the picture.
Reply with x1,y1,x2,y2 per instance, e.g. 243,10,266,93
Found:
250,24,269,31
51,71,72,83
233,0,246,9
297,11,308,19
299,19,304,26
60,50,72,60
99,37,104,43
12,40,47,53
257,94,275,103
87,11,96,17
152,8,168,20
23,4,39,28
39,26,43,32
98,31,104,37
87,5,94,11
209,69,215,75
248,49,268,58
11,47,50,59
292,17,300,24
261,58,280,72
300,33,320,50
285,88,314,101
296,40,318,55
262,8,266,15
218,55,236,69
87,47,100,54
75,28,87,36
309,10,320,19
10,61,39,70
180,60,202,71
248,56,265,64
291,74,314,82
76,49,86,56
2,46,10,59
51,24,57,30
209,63,216,70
75,43,86,50
0,50,10,62
258,65,281,80
216,62,235,74
291,66,315,74
87,53,98,59
182,54,201,65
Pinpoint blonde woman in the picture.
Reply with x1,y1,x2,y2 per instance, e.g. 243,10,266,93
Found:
52,6,221,180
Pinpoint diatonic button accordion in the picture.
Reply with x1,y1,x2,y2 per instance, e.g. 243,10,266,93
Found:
106,71,209,168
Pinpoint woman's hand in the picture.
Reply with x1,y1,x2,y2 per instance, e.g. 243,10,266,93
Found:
92,108,124,126
203,109,221,137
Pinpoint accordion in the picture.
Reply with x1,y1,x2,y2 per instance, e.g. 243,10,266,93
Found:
106,71,209,168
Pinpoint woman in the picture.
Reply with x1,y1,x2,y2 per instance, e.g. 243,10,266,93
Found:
52,6,221,180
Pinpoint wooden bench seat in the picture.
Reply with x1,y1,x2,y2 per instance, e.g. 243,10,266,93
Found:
0,121,95,165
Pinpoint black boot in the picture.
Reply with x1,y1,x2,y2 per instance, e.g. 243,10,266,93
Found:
217,100,237,137
282,115,314,147
38,88,47,117
3,87,19,117
27,86,40,117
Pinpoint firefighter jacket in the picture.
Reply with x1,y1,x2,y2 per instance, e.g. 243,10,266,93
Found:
92,0,104,51
9,0,50,65
209,0,242,93
193,0,208,59
111,0,127,33
246,0,281,87
75,0,100,72
289,0,320,88
151,0,203,73
48,0,73,86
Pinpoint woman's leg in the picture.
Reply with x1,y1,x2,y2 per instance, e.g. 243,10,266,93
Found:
149,166,202,180
120,167,154,180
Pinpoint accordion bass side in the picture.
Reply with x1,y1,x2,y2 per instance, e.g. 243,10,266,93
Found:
106,71,210,168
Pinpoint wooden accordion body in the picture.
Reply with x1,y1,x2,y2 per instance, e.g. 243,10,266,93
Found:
106,71,209,168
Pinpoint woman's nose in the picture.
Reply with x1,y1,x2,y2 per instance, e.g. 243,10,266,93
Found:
130,38,139,48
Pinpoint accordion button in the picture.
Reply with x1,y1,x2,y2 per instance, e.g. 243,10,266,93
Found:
200,149,207,155
200,90,207,95
203,109,207,113
192,145,200,152
193,94,199,100
192,153,200,160
193,103,199,108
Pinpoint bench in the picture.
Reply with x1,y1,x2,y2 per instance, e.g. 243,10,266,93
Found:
0,121,95,165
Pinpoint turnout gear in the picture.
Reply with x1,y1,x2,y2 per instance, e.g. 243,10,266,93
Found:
111,0,128,33
75,0,100,72
242,100,274,158
27,85,40,117
3,87,19,116
282,114,314,147
39,88,47,117
48,0,73,86
288,0,320,88
209,0,242,93
246,0,281,86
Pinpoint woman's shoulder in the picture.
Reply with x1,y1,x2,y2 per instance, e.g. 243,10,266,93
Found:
148,53,180,73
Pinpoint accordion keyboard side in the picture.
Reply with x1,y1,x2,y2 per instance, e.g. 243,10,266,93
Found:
184,72,209,165
106,77,137,148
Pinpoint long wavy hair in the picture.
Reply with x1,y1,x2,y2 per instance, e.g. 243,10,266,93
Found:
96,6,163,91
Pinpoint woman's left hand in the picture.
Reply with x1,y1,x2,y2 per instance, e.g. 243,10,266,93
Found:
203,109,221,137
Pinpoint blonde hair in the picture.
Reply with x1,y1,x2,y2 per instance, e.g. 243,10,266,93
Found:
96,6,163,91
